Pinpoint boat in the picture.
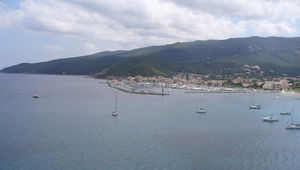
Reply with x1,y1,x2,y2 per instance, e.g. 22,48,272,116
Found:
32,82,40,99
249,105,261,109
262,114,279,122
249,92,261,109
196,107,206,113
280,111,291,115
33,95,40,99
286,109,300,129
112,93,118,116
196,96,206,113
280,100,291,115
286,123,300,129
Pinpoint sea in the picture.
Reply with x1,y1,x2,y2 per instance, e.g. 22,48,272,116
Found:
1,73,300,170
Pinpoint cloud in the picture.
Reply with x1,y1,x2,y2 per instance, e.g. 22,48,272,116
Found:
0,0,299,51
81,42,100,54
43,45,63,51
165,0,300,21
0,2,13,27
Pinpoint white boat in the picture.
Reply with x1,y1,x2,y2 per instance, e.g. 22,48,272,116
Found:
112,93,118,116
286,123,300,129
196,107,206,113
249,105,261,109
249,92,261,109
262,114,279,122
280,111,291,115
286,110,300,129
280,100,291,115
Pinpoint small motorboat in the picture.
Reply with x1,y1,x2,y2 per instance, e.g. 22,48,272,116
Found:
280,111,291,115
262,114,279,122
196,107,206,113
249,105,261,109
33,95,40,99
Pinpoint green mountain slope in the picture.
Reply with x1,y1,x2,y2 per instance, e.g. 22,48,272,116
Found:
106,56,174,77
2,36,300,77
2,51,127,75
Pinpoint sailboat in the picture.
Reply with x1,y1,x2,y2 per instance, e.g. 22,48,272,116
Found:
280,100,291,115
249,92,261,109
286,109,300,129
196,97,206,113
32,81,40,99
112,93,118,116
286,123,300,129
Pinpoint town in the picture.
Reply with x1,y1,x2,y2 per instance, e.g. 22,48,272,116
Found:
105,67,300,95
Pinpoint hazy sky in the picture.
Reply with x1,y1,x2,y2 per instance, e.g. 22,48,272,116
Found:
1,0,300,69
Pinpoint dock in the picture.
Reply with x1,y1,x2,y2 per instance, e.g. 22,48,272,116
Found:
108,82,169,96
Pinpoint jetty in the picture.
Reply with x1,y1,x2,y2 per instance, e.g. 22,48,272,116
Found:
108,82,169,96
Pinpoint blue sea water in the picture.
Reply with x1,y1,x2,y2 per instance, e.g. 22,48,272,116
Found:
1,73,300,170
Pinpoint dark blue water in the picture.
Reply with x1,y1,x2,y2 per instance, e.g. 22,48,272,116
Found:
1,73,300,170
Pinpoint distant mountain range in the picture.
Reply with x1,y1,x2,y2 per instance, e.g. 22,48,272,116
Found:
2,36,300,77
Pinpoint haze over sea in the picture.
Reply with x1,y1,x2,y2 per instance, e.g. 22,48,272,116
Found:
1,73,300,170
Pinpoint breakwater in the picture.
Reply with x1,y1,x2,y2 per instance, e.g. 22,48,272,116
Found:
108,82,169,96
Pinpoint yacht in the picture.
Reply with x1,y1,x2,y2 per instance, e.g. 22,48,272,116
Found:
286,110,300,129
249,92,261,109
262,114,279,122
280,111,291,115
196,107,206,113
112,93,118,116
112,110,118,116
280,100,291,115
249,105,261,109
286,123,300,129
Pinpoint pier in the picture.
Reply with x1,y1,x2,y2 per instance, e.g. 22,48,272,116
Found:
108,82,169,96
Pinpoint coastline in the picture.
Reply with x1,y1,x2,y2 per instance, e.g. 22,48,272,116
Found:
1,72,299,95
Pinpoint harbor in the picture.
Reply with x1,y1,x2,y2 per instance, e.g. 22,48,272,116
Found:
106,79,296,95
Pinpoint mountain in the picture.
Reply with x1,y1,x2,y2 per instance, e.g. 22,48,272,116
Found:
2,51,127,75
2,36,300,77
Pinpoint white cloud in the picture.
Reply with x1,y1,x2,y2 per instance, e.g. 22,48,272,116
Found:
1,0,300,52
81,42,100,54
0,2,12,27
43,45,63,51
165,0,300,21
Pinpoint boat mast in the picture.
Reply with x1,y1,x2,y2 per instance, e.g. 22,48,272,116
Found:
251,92,256,105
115,93,118,112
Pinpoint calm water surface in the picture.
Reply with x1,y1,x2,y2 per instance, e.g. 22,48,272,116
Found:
1,73,300,170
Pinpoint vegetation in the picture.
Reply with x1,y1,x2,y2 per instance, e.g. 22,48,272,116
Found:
2,36,300,77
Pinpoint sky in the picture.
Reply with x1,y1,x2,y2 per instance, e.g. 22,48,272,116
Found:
1,0,300,69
